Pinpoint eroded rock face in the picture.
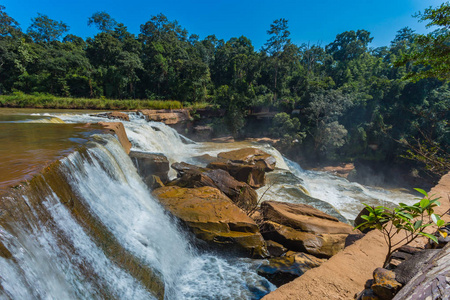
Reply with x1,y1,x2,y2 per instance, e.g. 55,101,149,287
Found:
217,148,276,172
138,109,190,125
129,151,170,185
98,122,132,154
169,162,258,212
261,201,354,235
152,186,268,258
261,221,349,258
257,251,325,287
95,112,130,122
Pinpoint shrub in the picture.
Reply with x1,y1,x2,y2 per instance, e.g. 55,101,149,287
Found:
355,188,449,267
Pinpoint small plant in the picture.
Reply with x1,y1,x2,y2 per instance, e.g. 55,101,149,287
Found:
355,188,449,267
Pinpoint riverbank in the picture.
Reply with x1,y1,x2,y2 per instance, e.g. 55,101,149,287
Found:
262,172,450,300
0,93,185,110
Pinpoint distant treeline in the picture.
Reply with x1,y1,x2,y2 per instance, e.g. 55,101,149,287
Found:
0,4,448,174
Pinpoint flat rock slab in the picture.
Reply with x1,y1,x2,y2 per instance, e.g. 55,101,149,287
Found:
261,201,354,235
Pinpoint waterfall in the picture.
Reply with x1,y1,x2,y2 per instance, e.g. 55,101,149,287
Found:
0,132,273,299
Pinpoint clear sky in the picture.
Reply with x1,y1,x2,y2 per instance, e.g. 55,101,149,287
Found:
1,0,445,49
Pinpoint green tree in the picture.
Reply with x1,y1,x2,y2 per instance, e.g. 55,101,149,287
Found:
395,2,450,82
27,14,69,43
263,18,292,104
88,11,117,33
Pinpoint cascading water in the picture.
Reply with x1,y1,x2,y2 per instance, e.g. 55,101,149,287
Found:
1,110,419,299
0,129,273,299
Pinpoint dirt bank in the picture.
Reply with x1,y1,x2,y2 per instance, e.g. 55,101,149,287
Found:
262,172,450,300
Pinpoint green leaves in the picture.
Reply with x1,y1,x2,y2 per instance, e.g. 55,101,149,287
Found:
354,188,448,255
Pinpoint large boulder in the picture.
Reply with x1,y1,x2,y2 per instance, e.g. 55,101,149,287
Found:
152,186,268,258
129,151,170,185
260,221,349,258
169,162,258,212
261,201,354,235
207,161,266,188
257,251,325,287
260,201,355,258
217,148,276,172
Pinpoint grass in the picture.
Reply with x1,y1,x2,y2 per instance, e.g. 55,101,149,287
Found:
0,92,185,110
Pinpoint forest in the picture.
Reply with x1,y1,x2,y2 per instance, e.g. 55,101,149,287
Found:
0,3,448,179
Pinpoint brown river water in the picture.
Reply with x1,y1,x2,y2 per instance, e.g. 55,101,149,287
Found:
0,108,103,191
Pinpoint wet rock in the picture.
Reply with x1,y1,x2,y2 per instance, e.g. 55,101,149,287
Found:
139,109,190,125
207,161,266,188
98,122,132,154
371,268,402,300
149,175,165,190
265,240,288,257
261,201,353,234
260,221,349,258
217,148,276,172
129,151,170,184
152,186,268,258
169,162,258,212
94,111,130,122
257,252,325,287
0,241,12,259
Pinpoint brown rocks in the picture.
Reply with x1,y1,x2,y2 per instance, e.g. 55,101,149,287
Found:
371,268,402,300
152,186,268,258
261,221,349,258
98,122,132,154
95,112,130,122
208,161,266,188
257,251,325,287
260,201,354,258
169,162,258,212
217,148,276,172
265,240,288,257
129,151,170,185
139,109,190,125
261,201,353,234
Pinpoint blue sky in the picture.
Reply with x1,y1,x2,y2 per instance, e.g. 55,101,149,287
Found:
2,0,444,49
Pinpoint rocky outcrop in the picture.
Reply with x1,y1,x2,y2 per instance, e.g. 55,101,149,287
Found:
129,151,170,185
393,242,450,299
260,201,354,258
169,162,258,211
139,109,190,125
261,221,349,258
208,161,266,188
152,186,268,258
217,148,276,172
95,112,130,122
263,173,450,300
257,251,325,287
98,122,132,154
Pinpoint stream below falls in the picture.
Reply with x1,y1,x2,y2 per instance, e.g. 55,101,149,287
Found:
0,110,418,299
